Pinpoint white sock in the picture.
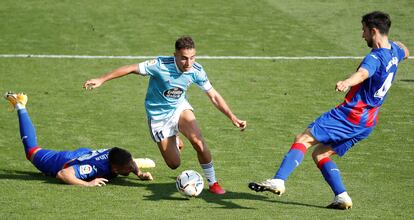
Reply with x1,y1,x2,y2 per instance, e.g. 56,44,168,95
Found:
16,103,25,110
201,161,217,186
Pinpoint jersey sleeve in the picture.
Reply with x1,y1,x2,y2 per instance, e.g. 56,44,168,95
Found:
194,69,213,92
393,42,406,62
360,53,381,77
138,58,160,76
71,164,98,180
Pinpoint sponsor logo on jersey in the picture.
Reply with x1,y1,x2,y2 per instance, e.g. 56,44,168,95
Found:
79,165,93,175
95,153,108,161
163,87,183,99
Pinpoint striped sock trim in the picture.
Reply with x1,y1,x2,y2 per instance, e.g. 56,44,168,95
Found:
26,146,40,160
317,157,331,169
201,161,213,169
290,143,307,154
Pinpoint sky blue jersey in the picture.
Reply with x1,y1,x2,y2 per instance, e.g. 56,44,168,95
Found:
138,56,213,120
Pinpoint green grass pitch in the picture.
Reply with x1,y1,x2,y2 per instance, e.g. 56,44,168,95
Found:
0,0,413,219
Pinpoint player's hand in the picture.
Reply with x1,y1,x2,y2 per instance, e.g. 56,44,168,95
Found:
88,178,108,187
138,172,153,181
83,78,104,90
335,80,350,92
232,118,247,131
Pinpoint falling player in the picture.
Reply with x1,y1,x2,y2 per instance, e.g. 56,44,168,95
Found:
83,36,247,194
4,92,154,186
248,11,409,209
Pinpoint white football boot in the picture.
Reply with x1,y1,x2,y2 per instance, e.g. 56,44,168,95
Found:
327,192,353,210
248,179,285,196
133,158,156,169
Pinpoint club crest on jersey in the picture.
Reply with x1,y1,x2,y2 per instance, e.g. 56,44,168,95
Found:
79,165,93,175
164,87,183,99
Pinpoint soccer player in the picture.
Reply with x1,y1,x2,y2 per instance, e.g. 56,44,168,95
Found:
248,11,409,209
4,92,154,186
83,36,247,194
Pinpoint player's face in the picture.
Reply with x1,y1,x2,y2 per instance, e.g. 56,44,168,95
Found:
362,23,373,48
174,48,196,73
112,160,137,176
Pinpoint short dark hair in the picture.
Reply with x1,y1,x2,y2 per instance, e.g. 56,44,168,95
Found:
175,36,195,51
108,147,132,166
362,11,391,35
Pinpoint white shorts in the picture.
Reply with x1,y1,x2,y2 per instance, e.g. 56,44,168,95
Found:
148,101,193,142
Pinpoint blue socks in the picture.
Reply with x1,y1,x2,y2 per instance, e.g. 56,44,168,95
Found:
274,143,307,180
17,108,39,159
273,142,346,196
317,157,346,195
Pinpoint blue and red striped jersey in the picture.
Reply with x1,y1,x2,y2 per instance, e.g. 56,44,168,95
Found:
335,41,406,127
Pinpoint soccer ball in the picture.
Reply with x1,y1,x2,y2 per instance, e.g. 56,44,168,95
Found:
176,170,204,197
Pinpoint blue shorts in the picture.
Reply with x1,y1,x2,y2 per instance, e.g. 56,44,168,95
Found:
32,148,91,177
308,109,373,156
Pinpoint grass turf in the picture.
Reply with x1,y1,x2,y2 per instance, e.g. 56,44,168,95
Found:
0,0,413,219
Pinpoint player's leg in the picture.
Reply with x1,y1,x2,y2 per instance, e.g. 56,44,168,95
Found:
312,143,352,210
274,129,317,180
178,110,211,164
176,135,184,151
4,92,41,161
248,128,318,195
148,114,182,169
178,109,225,194
156,136,181,169
313,127,372,210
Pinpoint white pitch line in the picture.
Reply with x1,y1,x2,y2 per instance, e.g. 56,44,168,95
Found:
0,54,412,60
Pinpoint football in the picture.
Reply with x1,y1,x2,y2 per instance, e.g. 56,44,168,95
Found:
176,170,204,197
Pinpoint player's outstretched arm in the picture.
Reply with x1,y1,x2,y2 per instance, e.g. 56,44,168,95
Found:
205,88,247,131
132,159,154,181
136,171,154,181
83,64,139,90
335,68,370,92
56,166,108,187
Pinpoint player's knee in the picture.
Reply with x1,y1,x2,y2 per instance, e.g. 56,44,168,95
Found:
189,138,205,152
294,130,316,146
166,160,181,170
311,149,333,164
294,133,302,142
311,151,321,163
164,157,181,170
294,132,308,143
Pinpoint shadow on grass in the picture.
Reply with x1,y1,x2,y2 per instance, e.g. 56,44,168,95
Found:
112,176,325,209
0,169,326,209
0,169,61,185
266,198,326,209
139,181,268,209
400,79,414,82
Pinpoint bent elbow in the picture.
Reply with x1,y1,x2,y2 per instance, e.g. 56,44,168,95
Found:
56,170,65,181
